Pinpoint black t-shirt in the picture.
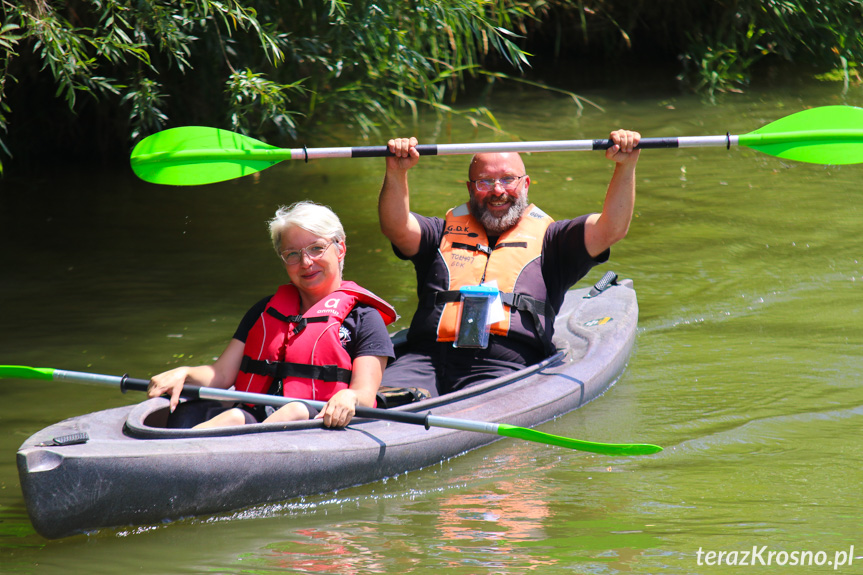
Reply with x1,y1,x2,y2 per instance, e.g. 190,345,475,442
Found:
233,297,395,361
394,211,608,364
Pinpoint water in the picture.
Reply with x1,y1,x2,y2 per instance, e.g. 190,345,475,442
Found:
2,80,863,573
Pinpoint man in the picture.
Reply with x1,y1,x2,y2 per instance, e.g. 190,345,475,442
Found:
378,130,641,395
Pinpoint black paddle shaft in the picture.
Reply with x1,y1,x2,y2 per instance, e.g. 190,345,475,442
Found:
350,144,440,157
119,376,152,394
121,377,432,428
592,137,681,150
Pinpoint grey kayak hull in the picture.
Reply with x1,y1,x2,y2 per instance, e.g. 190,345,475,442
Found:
17,280,637,539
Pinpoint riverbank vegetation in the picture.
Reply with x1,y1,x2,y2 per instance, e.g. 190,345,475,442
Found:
1,0,861,174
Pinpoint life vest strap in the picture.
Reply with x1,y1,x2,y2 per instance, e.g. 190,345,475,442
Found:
240,356,353,385
422,289,546,312
265,307,329,334
421,290,554,355
502,292,555,356
451,241,528,253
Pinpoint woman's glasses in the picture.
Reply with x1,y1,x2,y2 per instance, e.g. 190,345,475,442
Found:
280,241,335,266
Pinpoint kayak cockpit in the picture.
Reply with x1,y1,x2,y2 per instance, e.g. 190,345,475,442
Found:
123,347,568,440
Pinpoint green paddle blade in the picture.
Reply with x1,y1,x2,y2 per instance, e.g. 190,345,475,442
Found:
130,127,290,185
739,105,863,165
497,424,663,456
0,365,55,380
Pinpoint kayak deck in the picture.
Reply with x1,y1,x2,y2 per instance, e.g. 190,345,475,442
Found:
17,278,638,538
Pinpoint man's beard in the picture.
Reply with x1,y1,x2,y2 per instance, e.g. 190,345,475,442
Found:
469,192,529,234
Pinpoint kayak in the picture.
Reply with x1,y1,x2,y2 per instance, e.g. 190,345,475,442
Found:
16,275,638,539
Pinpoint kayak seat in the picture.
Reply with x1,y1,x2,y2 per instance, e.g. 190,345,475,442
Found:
376,386,431,408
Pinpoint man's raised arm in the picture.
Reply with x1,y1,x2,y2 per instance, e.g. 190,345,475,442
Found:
584,129,641,258
379,137,423,258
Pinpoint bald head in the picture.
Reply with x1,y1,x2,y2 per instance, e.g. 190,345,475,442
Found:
468,152,526,181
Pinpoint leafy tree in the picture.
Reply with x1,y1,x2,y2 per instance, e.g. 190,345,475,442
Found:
0,0,534,173
527,0,863,98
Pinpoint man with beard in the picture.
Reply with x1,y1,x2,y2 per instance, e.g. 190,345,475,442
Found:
378,130,640,396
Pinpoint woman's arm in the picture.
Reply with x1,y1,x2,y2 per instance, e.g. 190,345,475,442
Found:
147,338,246,412
317,355,387,427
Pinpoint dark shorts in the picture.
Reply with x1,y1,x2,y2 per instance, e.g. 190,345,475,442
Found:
381,342,527,396
165,399,319,428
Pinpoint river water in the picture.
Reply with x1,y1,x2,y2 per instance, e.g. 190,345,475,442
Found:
1,78,862,573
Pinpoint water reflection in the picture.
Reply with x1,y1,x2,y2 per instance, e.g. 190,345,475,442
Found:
248,527,388,574
435,476,557,571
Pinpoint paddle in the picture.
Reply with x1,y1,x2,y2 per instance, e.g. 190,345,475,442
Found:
1,365,662,456
130,105,863,185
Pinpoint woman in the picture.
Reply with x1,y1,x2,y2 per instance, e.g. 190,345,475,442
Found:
147,201,397,428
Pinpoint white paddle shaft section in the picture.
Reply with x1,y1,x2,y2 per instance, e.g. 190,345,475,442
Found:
54,369,125,386
50,369,316,408
678,135,739,148
288,135,739,160
426,414,500,434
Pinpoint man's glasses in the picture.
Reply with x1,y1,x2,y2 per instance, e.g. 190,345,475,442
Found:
468,175,526,193
280,241,335,266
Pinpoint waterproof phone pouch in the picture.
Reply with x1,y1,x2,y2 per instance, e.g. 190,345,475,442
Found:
453,285,499,349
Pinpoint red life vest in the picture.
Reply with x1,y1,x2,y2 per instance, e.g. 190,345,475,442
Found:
235,281,397,401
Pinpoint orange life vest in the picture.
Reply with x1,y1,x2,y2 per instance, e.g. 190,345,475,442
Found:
427,203,554,351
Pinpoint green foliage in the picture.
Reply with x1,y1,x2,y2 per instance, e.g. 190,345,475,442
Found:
0,0,535,171
0,21,20,172
226,70,305,139
676,0,863,97
680,21,770,100
521,0,863,98
1,0,862,173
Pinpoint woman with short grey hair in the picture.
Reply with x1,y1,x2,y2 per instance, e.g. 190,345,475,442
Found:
149,201,396,429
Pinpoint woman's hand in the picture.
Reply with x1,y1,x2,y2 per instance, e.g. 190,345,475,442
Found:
317,389,359,428
147,367,189,412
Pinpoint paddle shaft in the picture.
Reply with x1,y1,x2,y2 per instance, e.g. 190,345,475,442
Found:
131,106,863,185
45,368,429,427
129,130,863,165
8,366,662,455
132,135,737,166
282,135,732,160
52,369,535,433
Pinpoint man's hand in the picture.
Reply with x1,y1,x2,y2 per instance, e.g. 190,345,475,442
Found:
386,137,420,172
605,129,641,166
